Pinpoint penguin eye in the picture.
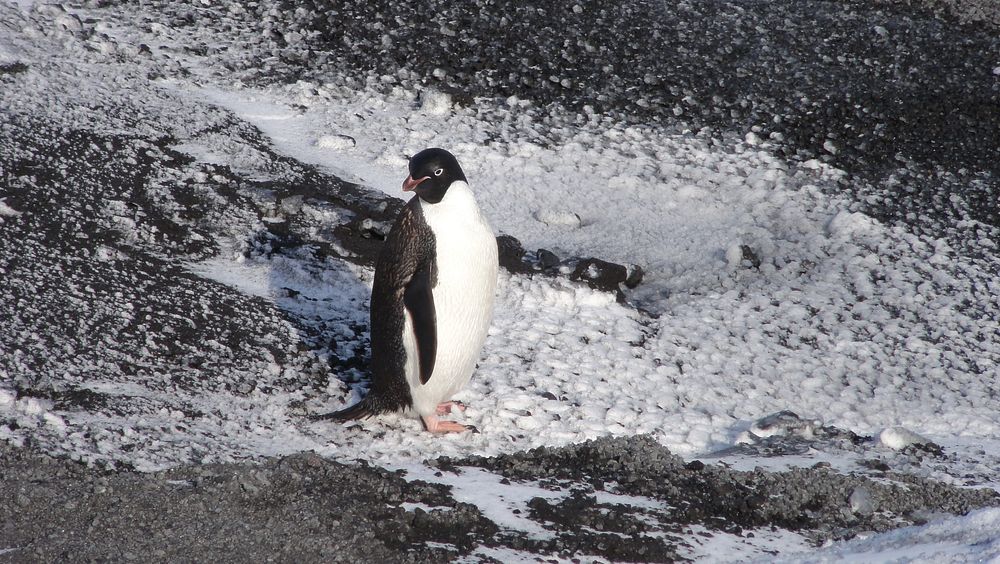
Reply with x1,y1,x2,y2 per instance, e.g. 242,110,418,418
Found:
433,168,444,177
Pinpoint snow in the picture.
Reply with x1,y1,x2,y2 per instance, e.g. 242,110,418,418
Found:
0,198,22,217
457,546,573,564
3,1,1000,561
419,88,453,115
879,426,934,451
766,508,1000,563
9,0,37,13
401,463,820,562
400,464,565,539
685,524,813,562
849,487,875,516
197,80,856,312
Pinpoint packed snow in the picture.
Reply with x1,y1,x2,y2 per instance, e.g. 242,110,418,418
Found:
2,1,1000,561
172,73,1000,466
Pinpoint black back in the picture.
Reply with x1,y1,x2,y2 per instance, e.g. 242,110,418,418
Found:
364,197,438,413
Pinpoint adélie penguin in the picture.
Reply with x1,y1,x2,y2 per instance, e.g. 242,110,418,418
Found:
330,148,498,433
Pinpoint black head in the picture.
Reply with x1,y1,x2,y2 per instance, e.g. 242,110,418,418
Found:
402,148,467,204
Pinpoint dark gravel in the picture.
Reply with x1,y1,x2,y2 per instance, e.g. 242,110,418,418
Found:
448,436,999,544
119,0,1000,251
0,442,492,563
4,437,996,562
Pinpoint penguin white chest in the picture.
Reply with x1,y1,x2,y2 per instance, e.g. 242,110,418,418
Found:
403,182,498,416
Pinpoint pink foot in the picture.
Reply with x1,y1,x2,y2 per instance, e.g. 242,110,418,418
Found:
421,414,476,434
435,401,467,416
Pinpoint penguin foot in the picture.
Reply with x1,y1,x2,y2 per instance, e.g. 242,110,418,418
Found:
421,415,474,434
435,401,467,415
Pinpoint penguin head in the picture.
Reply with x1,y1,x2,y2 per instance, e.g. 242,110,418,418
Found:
402,148,467,204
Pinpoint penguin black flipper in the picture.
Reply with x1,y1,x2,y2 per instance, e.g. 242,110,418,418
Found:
324,199,436,421
403,260,437,384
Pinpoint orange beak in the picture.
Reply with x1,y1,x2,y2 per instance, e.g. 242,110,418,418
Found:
402,175,429,192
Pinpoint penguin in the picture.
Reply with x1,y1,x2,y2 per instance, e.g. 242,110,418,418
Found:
330,148,498,433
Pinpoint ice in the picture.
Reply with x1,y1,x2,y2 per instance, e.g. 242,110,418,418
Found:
208,80,856,313
724,241,746,269
54,13,82,32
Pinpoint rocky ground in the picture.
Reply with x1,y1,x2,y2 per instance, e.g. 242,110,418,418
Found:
4,436,997,563
3,0,1000,561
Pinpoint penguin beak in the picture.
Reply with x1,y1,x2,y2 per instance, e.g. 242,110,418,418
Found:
402,175,429,192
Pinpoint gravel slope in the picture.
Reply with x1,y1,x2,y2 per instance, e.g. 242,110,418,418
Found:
99,0,1000,246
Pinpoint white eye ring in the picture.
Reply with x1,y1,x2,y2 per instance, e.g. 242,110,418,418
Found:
433,168,444,176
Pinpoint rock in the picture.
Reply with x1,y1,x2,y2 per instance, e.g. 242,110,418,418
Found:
534,210,582,228
496,234,530,274
739,245,761,269
726,243,761,269
624,264,644,288
569,258,627,294
536,248,561,270
359,217,391,240
0,62,29,75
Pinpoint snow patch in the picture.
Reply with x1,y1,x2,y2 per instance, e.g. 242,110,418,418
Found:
534,209,582,228
768,508,1000,563
879,427,933,451
399,464,565,539
315,133,356,151
0,199,22,217
419,88,453,115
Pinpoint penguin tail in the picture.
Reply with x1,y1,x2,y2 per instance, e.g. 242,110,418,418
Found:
310,398,375,422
